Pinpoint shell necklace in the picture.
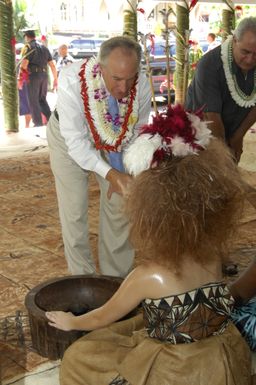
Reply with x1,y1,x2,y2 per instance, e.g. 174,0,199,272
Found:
221,35,256,108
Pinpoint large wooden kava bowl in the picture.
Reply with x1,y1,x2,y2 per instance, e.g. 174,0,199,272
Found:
25,275,129,360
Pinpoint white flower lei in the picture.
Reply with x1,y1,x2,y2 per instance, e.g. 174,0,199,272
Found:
221,36,256,108
84,56,139,148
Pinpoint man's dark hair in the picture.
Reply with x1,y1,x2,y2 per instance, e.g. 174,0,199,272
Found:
208,33,216,41
23,30,36,39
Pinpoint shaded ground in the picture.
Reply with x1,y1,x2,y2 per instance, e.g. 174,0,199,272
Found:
0,128,256,384
0,150,99,384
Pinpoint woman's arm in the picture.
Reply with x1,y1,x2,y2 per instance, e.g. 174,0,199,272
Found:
46,266,153,331
230,258,256,303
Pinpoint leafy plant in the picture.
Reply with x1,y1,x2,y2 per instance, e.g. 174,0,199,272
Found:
13,0,29,42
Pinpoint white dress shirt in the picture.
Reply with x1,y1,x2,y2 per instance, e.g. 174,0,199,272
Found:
56,60,151,178
206,41,220,52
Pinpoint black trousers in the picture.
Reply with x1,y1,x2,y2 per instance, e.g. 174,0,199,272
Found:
27,72,51,127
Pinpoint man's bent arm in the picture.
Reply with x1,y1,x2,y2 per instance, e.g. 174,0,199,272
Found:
231,105,256,142
229,105,256,162
48,60,58,89
203,112,226,140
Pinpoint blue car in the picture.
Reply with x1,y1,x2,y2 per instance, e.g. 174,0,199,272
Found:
68,38,105,59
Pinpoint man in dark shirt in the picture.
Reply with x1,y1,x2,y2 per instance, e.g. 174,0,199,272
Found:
18,30,58,127
185,17,256,163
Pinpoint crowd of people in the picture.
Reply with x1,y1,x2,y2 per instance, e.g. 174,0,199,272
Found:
17,15,256,385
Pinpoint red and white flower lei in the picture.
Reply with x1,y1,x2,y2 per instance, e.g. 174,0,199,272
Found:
79,57,139,151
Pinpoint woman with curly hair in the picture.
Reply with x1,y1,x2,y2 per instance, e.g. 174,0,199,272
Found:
46,105,251,385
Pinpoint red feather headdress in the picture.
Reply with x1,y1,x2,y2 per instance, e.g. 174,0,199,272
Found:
124,104,212,176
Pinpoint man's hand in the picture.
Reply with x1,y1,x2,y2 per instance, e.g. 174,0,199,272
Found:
228,131,244,163
53,78,58,90
17,79,23,90
105,168,132,199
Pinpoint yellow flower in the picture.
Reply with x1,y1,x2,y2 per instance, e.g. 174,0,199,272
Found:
128,114,138,126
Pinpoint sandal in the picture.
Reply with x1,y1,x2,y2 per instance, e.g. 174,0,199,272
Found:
222,263,238,276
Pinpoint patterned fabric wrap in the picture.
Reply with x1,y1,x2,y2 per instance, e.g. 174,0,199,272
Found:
231,297,256,351
109,282,234,385
142,282,234,343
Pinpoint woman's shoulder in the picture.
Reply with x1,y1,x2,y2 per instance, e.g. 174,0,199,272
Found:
132,262,170,278
129,263,180,299
130,260,223,300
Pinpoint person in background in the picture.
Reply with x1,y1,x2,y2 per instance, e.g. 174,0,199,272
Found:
230,258,256,303
46,36,151,277
185,17,256,275
18,30,58,127
206,32,220,52
46,105,251,385
16,43,31,128
230,258,256,352
188,40,203,82
18,81,31,128
56,44,75,75
186,17,256,162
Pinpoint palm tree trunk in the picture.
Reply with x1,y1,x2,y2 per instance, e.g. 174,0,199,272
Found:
0,0,19,132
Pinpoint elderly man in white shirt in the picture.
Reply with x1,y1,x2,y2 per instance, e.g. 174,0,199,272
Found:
47,36,151,277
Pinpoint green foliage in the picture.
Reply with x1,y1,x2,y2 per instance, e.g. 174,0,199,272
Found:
13,0,29,42
123,9,137,41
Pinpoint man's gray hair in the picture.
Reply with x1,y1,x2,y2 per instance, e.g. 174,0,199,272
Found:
234,17,256,41
99,36,142,66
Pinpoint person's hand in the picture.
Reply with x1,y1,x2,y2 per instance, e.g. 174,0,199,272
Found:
53,78,58,91
45,311,76,331
17,79,23,90
106,168,132,199
228,131,244,163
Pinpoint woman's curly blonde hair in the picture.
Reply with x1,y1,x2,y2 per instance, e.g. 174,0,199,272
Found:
124,138,245,272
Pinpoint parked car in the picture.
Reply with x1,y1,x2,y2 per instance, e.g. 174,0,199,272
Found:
68,38,105,59
142,58,175,102
144,38,176,70
141,39,175,102
142,38,211,103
